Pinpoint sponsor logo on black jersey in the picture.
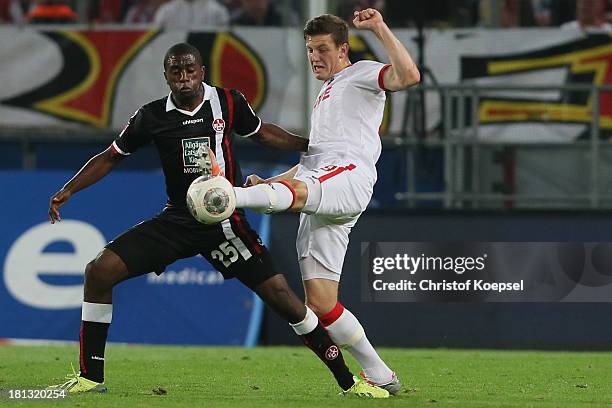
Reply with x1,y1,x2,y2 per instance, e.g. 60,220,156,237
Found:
182,136,211,171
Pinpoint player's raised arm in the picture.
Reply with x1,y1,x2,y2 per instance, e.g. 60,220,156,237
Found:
251,122,309,152
353,8,420,91
48,146,123,223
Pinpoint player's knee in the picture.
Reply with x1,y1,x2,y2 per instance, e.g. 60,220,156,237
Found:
257,275,292,302
255,275,305,321
305,298,336,317
286,179,308,211
84,260,107,292
84,258,118,293
292,178,321,213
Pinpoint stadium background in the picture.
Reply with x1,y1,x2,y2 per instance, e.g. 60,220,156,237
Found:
1,0,612,352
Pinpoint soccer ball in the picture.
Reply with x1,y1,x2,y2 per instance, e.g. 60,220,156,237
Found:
186,175,236,224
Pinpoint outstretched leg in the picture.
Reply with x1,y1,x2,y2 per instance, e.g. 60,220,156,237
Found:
300,256,400,394
248,274,388,397
200,146,308,214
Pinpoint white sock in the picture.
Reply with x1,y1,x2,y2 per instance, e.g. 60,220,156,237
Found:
302,179,321,214
234,182,294,213
289,306,318,335
324,305,393,384
81,302,113,323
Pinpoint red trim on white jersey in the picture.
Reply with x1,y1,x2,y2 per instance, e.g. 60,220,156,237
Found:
318,164,356,183
378,64,392,91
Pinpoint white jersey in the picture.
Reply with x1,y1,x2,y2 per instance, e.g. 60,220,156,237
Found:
301,60,390,182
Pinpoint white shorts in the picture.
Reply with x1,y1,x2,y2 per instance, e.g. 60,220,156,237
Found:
294,162,373,276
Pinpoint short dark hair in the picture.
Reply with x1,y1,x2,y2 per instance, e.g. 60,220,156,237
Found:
303,14,349,46
163,43,203,70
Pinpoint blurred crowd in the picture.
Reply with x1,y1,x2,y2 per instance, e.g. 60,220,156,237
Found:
0,0,299,26
351,0,612,30
0,0,611,30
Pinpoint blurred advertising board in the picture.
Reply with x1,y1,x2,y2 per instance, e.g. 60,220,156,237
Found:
0,171,265,345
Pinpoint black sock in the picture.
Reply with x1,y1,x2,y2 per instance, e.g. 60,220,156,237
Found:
79,321,109,383
300,324,355,390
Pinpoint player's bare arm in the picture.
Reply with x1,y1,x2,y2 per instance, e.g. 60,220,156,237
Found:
353,8,420,91
251,122,308,152
48,147,123,223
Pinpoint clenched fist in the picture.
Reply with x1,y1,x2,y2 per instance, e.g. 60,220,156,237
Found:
352,8,385,31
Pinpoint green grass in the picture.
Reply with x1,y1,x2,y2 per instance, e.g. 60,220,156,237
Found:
0,345,611,407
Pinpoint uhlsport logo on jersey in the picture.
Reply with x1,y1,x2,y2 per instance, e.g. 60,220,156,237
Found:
182,136,210,172
212,118,225,132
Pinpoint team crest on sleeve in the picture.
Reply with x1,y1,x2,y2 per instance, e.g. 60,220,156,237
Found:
212,118,225,132
182,136,211,173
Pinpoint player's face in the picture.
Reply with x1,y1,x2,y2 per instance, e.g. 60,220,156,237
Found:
306,34,348,81
164,53,205,101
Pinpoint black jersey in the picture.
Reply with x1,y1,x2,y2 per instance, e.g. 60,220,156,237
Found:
112,83,260,223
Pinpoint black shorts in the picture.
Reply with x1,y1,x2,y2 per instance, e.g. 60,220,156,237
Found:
105,208,277,289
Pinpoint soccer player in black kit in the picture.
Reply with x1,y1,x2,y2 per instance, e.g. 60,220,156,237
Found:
46,43,388,398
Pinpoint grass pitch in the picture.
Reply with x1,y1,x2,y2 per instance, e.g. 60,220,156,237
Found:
0,345,610,407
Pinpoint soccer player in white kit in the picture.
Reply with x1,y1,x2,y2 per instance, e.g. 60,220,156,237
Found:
204,8,420,394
